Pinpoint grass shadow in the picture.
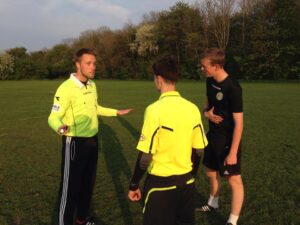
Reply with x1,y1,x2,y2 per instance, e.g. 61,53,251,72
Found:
98,122,134,225
117,117,140,141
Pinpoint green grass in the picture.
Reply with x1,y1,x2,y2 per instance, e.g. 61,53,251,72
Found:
0,80,299,225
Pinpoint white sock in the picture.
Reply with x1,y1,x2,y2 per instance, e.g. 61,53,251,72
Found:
207,195,219,208
227,214,239,225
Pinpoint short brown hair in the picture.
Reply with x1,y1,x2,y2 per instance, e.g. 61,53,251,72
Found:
200,48,225,67
152,56,180,82
73,48,97,63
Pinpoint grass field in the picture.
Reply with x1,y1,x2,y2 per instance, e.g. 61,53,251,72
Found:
0,80,299,225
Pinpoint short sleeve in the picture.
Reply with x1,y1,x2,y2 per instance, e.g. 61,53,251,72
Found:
136,105,160,154
229,82,243,113
192,109,208,149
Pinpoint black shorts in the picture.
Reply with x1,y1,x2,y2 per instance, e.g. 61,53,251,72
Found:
143,173,195,225
203,133,241,177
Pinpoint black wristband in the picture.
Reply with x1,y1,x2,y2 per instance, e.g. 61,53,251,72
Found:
129,182,139,191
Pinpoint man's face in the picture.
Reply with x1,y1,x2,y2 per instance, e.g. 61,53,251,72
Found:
76,54,96,80
200,58,216,77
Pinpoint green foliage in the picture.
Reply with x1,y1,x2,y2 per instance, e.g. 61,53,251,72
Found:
0,52,14,80
228,0,300,80
130,23,158,57
45,44,73,79
2,0,300,80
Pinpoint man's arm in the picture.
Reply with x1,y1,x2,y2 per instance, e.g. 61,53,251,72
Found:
191,148,204,176
48,85,70,134
97,105,133,116
225,112,243,165
203,99,223,124
128,151,152,201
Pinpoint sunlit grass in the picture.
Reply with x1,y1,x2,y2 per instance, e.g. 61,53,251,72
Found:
0,80,299,225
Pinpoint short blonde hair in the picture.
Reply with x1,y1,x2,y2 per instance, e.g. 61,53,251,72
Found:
200,48,225,67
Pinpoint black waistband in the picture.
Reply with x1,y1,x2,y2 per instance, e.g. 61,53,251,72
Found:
146,172,193,188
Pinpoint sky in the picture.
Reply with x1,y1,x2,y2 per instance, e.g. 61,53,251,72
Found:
0,0,197,52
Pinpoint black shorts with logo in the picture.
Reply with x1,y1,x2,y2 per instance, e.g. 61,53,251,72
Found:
203,133,241,176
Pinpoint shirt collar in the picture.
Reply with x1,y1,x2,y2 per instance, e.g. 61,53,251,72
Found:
159,91,180,99
70,73,92,88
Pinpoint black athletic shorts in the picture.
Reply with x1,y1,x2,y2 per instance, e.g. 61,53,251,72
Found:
143,173,195,225
203,133,241,177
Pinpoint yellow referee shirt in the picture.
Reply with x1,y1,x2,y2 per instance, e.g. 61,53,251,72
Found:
137,91,208,177
48,74,117,137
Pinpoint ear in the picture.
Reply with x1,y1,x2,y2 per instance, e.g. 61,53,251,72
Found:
156,75,164,83
214,64,222,70
75,61,80,70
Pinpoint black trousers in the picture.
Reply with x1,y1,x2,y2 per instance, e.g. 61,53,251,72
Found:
58,135,98,225
143,173,195,225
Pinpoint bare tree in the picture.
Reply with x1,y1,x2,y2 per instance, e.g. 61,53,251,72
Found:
198,0,235,50
238,0,269,45
195,1,210,48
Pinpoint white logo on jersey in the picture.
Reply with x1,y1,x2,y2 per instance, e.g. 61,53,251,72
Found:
52,104,60,112
224,170,230,175
216,92,223,101
211,84,221,90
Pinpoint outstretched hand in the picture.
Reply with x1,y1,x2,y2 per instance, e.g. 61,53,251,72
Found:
117,108,134,116
204,107,223,124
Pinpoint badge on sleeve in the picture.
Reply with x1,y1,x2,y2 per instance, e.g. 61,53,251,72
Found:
139,134,146,141
52,104,60,112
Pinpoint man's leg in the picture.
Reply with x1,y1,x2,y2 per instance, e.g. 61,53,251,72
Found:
143,178,176,225
58,136,84,225
205,167,221,209
195,167,221,212
226,175,244,225
76,136,98,223
176,182,195,225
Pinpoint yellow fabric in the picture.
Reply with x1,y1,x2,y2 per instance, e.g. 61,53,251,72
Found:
137,91,208,177
48,74,117,137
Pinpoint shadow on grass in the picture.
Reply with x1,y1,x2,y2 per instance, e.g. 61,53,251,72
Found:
98,122,133,225
117,117,140,141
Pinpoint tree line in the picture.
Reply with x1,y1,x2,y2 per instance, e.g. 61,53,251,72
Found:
1,0,299,80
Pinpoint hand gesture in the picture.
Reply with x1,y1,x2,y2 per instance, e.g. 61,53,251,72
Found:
117,108,134,116
204,107,223,124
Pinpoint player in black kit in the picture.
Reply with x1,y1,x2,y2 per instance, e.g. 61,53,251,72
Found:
196,48,244,225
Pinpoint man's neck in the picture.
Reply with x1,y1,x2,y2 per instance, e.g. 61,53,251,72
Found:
75,72,88,82
213,70,228,83
160,84,176,94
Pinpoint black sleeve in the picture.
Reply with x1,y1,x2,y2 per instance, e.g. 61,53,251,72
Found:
229,81,243,113
191,148,203,176
129,151,152,191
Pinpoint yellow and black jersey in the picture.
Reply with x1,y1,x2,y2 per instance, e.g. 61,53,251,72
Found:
137,91,208,177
